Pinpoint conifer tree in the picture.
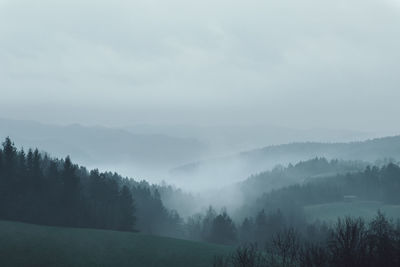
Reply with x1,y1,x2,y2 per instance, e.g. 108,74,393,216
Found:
118,185,136,231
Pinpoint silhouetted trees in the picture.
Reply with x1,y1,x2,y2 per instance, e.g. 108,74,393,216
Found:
328,217,369,267
3,135,400,253
210,211,237,245
118,185,136,231
186,207,237,245
214,212,400,267
0,137,181,236
267,228,301,267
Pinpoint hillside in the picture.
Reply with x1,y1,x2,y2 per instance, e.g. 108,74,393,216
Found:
0,220,231,267
236,163,400,222
171,135,400,188
236,158,366,204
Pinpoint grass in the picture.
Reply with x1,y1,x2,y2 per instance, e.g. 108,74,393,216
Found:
304,201,400,223
0,220,231,267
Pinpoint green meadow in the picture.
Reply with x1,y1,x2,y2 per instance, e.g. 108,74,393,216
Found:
0,220,231,267
304,201,400,223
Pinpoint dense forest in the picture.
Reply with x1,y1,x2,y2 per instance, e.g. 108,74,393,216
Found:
238,157,367,204
158,157,369,218
183,161,400,247
0,137,182,236
2,136,400,267
2,135,400,245
244,162,400,218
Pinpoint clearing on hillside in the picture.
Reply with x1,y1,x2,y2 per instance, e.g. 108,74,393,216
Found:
304,201,400,222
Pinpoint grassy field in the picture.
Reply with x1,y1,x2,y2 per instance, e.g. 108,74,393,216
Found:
304,201,400,223
0,220,231,267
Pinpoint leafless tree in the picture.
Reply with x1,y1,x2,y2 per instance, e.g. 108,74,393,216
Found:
266,228,300,267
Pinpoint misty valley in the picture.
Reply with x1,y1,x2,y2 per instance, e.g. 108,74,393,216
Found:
2,0,400,265
1,128,400,267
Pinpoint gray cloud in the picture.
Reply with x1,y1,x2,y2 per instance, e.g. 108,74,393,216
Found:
1,0,400,132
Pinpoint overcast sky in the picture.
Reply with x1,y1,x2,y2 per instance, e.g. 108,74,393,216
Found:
1,0,400,132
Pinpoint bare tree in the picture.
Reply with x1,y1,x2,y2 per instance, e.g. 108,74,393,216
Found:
328,217,369,267
299,243,328,267
231,244,266,267
266,228,300,267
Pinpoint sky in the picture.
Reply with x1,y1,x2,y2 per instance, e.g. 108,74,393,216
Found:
1,0,400,132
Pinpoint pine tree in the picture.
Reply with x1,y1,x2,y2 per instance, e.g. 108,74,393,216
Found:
61,156,80,226
0,137,17,218
118,185,136,231
240,217,255,243
210,211,237,245
2,137,17,176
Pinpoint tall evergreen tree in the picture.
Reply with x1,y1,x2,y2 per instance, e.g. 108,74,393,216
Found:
2,137,17,176
61,156,80,226
118,185,136,231
210,211,237,245
0,137,17,218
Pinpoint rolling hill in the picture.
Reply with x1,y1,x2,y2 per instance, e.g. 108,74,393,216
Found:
0,220,231,267
171,135,400,188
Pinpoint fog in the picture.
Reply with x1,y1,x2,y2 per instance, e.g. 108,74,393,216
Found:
2,0,400,223
1,0,400,133
3,2,400,264
0,118,388,192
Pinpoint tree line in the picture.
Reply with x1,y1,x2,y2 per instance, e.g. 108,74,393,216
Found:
2,135,400,252
185,161,400,248
0,137,182,235
245,162,400,218
213,212,400,267
239,157,367,204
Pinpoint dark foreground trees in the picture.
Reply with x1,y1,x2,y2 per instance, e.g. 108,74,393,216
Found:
0,137,181,235
187,207,238,245
0,137,136,231
213,212,400,267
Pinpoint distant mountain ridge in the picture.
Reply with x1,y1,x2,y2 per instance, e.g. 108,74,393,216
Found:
241,135,400,164
0,118,206,172
126,123,376,157
171,135,400,187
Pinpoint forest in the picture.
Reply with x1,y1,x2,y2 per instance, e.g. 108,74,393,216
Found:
2,0,400,265
0,137,181,236
2,136,400,266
